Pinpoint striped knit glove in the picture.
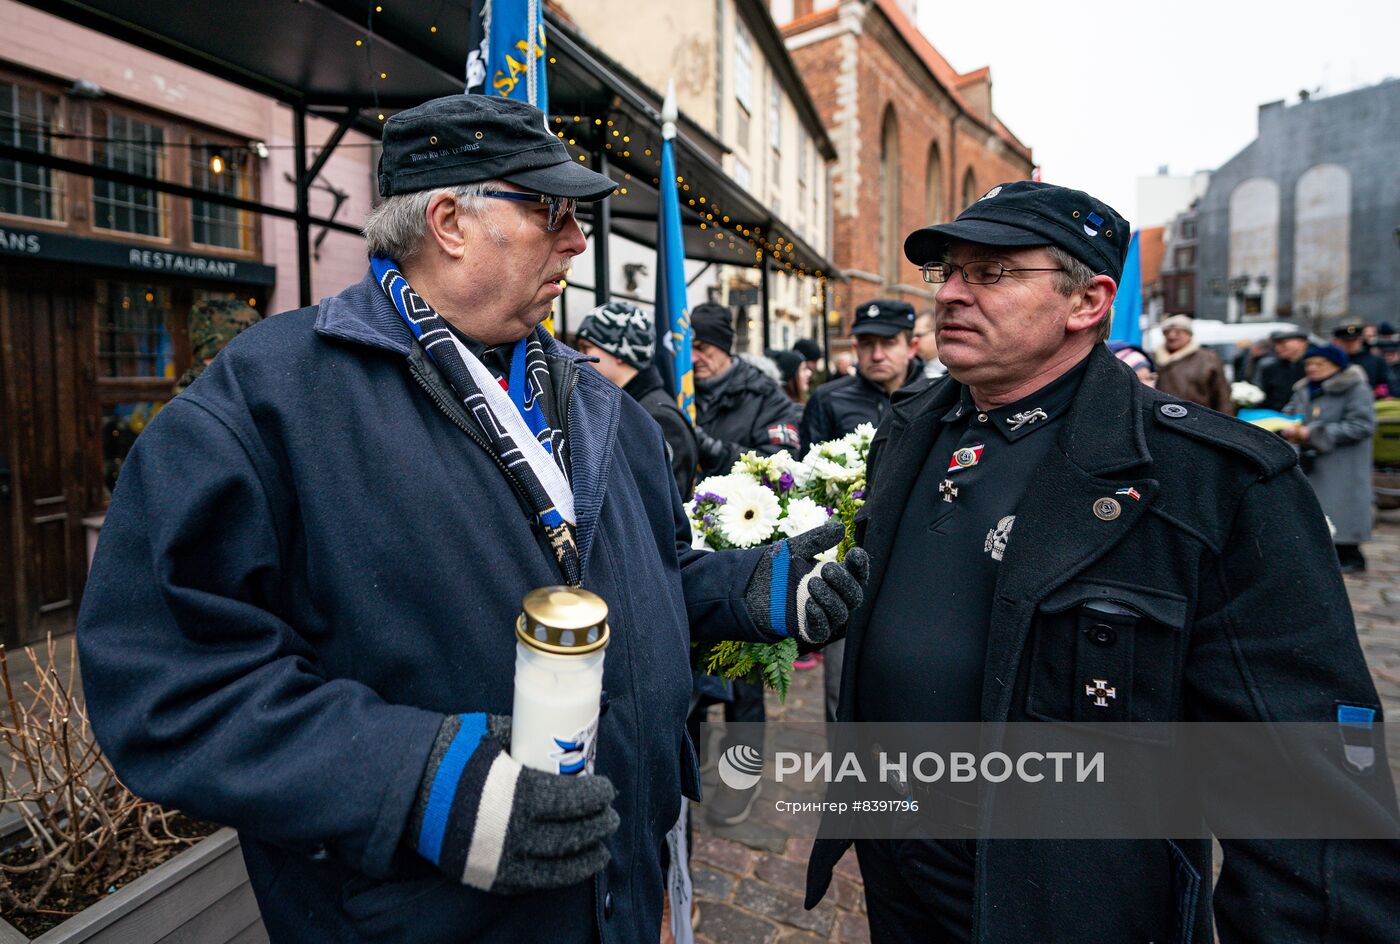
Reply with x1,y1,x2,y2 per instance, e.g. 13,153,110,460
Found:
408,714,619,895
744,518,870,645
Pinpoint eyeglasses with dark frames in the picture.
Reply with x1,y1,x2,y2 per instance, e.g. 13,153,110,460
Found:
480,190,578,232
921,261,1066,285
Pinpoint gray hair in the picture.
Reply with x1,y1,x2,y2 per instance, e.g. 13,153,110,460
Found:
1045,246,1112,342
362,181,502,259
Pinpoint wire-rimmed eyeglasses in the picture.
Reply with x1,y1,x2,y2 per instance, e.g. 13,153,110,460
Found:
921,261,1065,285
481,190,578,232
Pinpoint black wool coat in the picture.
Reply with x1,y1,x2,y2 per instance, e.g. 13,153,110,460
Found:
806,344,1400,942
695,358,804,474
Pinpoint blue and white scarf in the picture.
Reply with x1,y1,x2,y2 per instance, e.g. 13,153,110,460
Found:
372,256,580,585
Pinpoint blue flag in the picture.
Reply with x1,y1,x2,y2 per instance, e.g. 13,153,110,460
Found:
486,0,548,111
1110,230,1143,346
655,120,694,423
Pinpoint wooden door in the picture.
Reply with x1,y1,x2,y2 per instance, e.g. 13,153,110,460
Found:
0,269,88,645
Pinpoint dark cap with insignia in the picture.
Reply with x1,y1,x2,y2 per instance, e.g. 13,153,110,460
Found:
851,299,917,337
378,95,617,200
904,180,1131,283
1332,322,1367,341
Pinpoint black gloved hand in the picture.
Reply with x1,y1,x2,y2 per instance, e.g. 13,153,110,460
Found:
693,423,733,472
408,714,619,894
743,518,870,644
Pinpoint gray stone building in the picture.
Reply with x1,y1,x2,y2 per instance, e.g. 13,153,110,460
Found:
1194,79,1400,331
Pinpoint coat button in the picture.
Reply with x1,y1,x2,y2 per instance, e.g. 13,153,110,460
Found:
1160,403,1188,418
603,891,614,918
1088,623,1118,647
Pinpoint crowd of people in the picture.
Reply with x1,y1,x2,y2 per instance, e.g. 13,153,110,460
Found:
1105,314,1395,574
71,94,1399,943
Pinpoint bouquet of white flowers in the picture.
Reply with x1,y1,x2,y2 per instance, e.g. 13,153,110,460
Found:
1231,381,1265,408
688,424,874,697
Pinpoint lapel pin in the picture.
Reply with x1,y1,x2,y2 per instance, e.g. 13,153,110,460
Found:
1007,408,1048,431
1114,487,1141,502
1093,497,1122,521
947,443,985,473
1086,679,1117,707
939,479,959,503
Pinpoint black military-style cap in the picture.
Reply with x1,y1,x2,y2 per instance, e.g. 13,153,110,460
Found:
904,180,1131,283
378,95,617,200
1332,322,1366,340
852,299,917,337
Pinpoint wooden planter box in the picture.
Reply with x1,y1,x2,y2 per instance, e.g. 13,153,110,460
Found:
0,828,266,944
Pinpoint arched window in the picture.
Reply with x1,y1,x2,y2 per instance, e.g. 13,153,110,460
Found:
1227,177,1280,320
961,168,978,210
925,143,943,224
879,106,901,288
1293,164,1351,324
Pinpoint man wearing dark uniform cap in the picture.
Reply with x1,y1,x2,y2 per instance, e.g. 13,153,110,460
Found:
800,299,923,448
1333,321,1388,394
804,180,1400,941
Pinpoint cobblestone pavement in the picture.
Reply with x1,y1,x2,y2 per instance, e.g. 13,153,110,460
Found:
690,508,1400,943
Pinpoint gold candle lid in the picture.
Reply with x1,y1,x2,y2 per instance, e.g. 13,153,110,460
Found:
516,586,610,655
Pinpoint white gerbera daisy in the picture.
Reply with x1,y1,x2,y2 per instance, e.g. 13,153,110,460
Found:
779,496,832,537
716,478,781,547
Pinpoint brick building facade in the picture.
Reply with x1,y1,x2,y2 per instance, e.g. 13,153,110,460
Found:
781,0,1033,340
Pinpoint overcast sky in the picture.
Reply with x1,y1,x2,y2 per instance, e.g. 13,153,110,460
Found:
915,0,1400,227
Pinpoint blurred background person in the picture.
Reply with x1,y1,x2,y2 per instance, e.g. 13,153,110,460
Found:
1259,327,1311,410
1153,314,1233,414
575,301,697,499
794,337,824,387
1333,322,1389,397
690,303,803,478
173,299,263,394
770,349,813,404
1283,344,1377,573
799,299,921,718
913,310,946,380
1108,341,1157,387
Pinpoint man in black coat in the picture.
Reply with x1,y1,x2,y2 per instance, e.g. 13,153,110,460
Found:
1258,326,1309,410
575,301,697,499
805,179,1400,941
1334,321,1389,395
690,302,804,477
800,298,924,723
800,299,924,449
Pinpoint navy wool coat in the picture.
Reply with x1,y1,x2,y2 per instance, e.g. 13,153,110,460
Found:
77,272,770,943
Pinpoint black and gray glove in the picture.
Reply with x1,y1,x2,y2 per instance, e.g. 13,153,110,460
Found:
744,518,870,645
693,423,734,472
408,714,619,895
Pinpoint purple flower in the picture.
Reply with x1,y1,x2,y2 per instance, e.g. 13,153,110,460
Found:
702,514,716,528
852,489,866,500
778,472,795,492
695,492,727,505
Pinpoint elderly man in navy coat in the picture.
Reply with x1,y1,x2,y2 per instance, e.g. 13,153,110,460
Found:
806,181,1400,942
76,95,868,944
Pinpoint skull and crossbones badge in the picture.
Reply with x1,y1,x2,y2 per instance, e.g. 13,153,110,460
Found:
984,515,1015,561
